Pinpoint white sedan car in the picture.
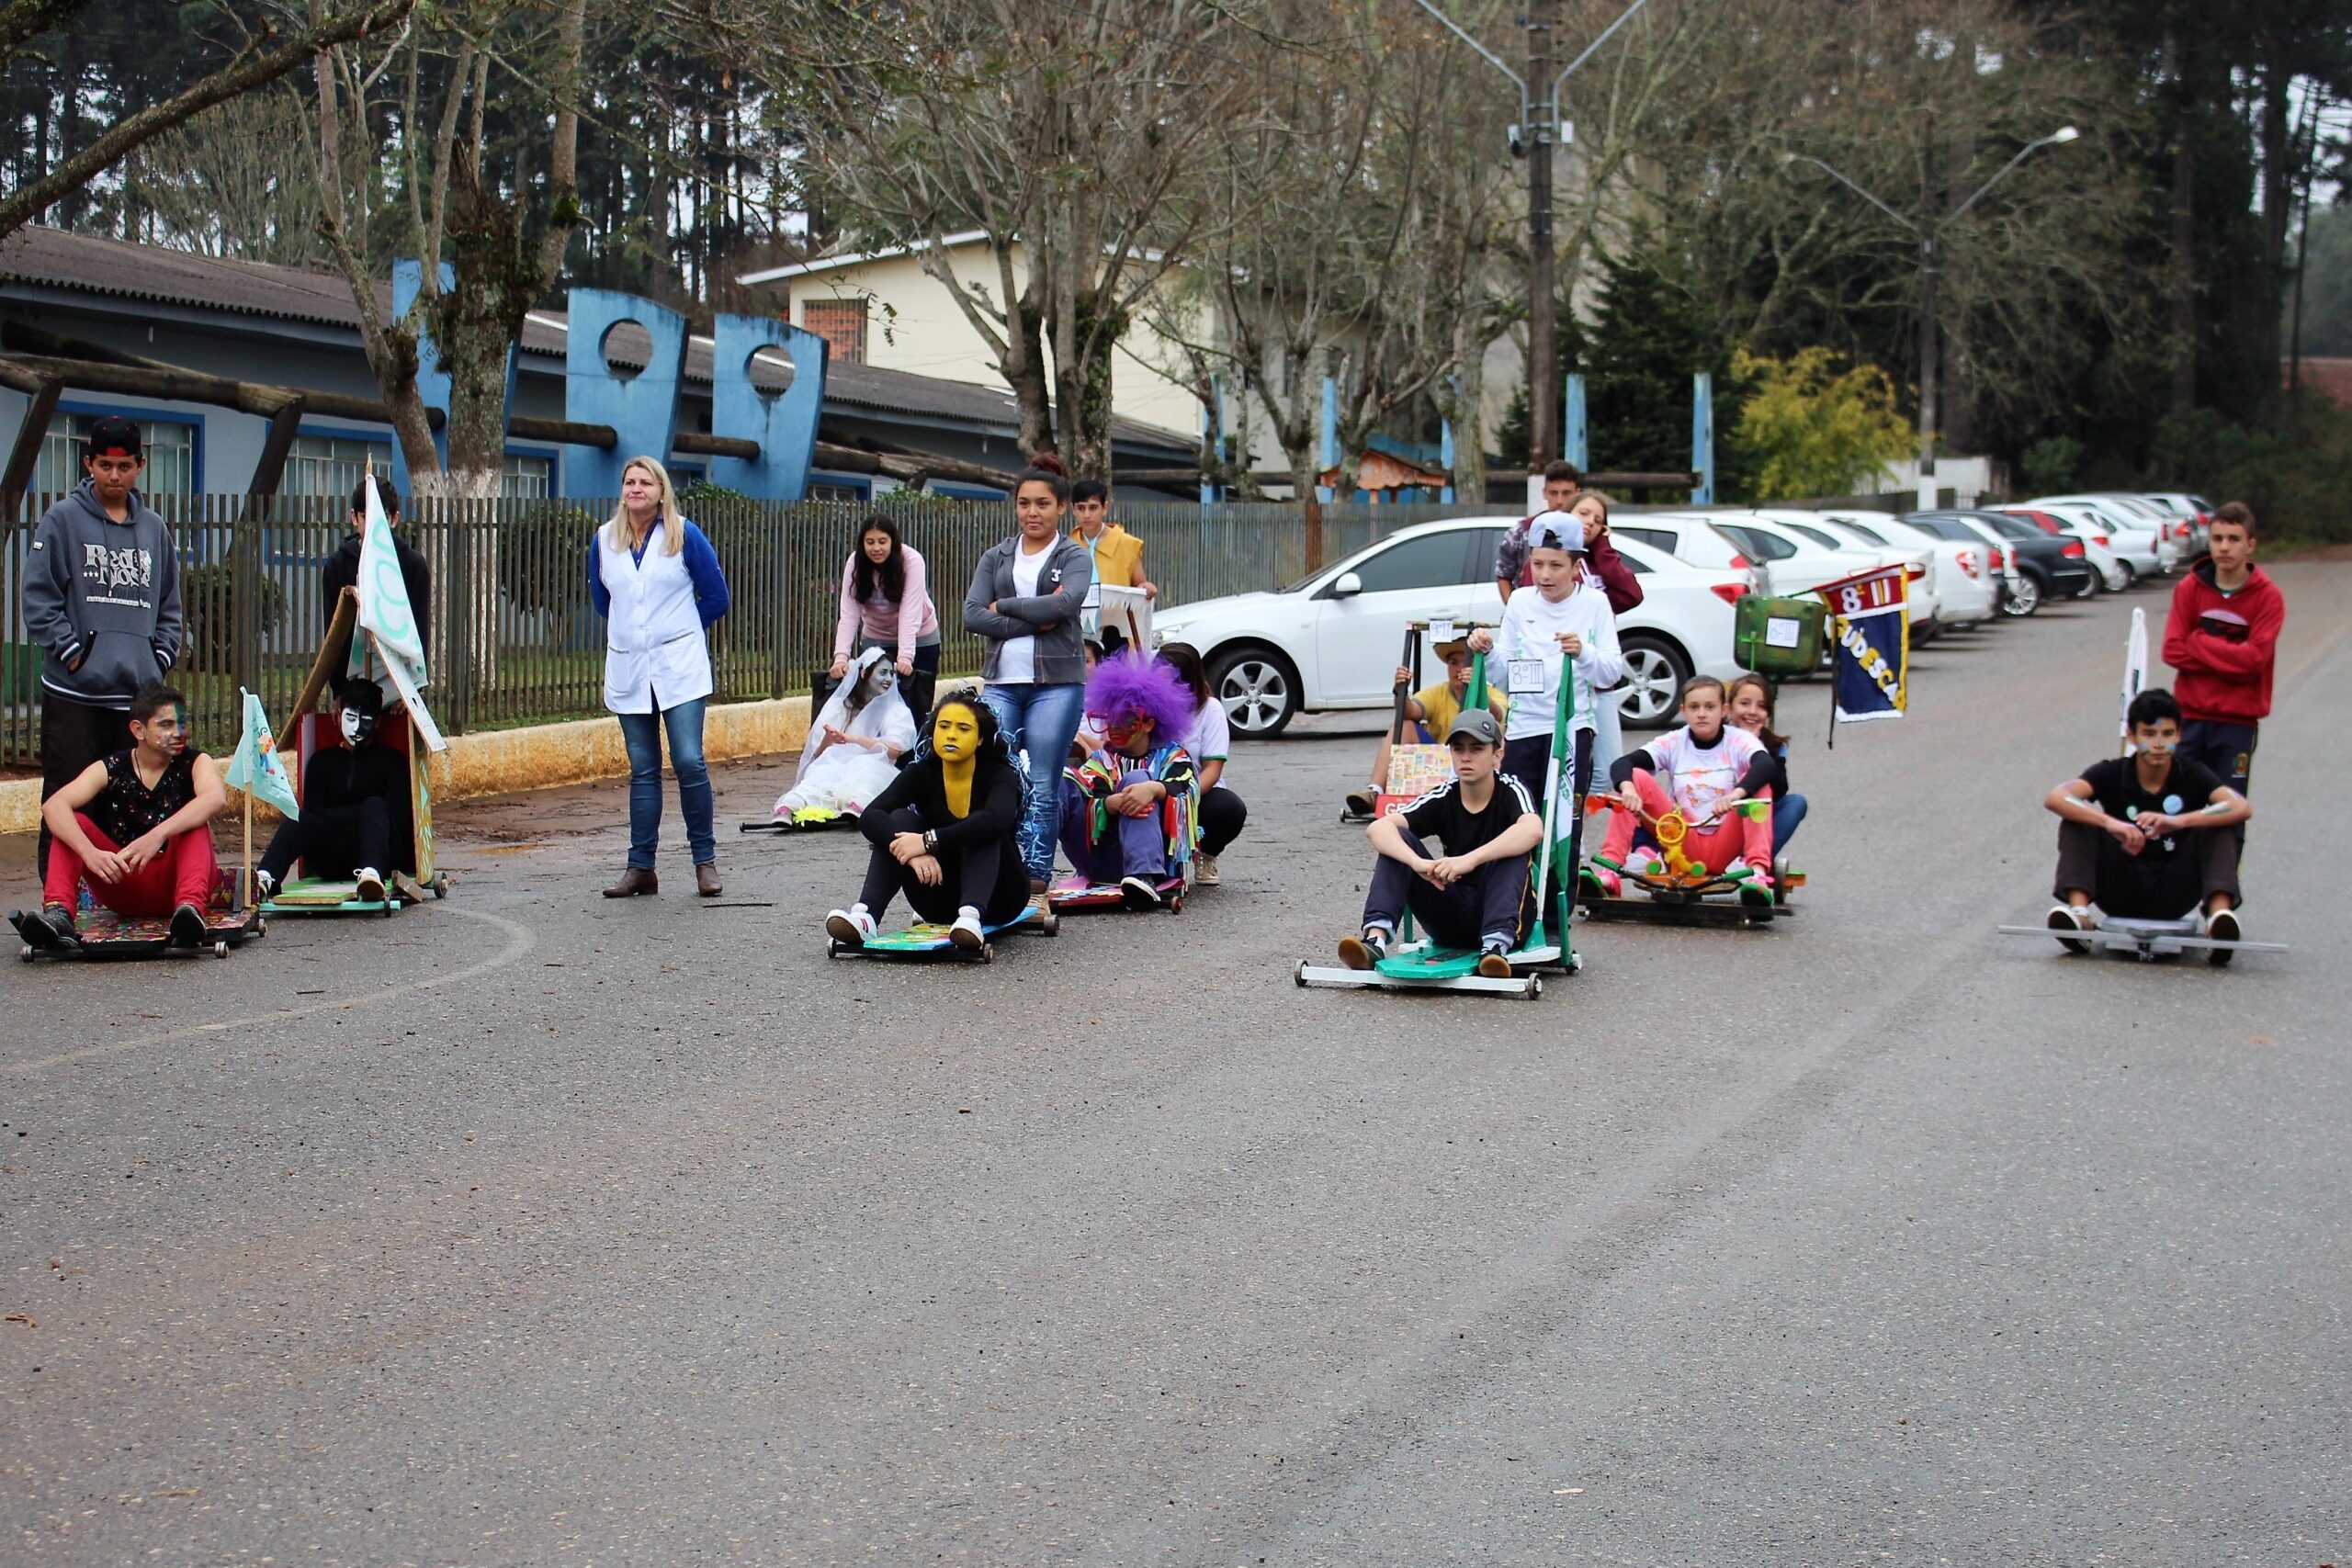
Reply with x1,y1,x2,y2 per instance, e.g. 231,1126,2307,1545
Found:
1811,508,1996,628
1151,516,1748,737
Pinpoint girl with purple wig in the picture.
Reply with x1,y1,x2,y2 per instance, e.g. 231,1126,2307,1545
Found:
1059,653,1199,908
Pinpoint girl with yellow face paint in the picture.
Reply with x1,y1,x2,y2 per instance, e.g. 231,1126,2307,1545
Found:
825,695,1031,951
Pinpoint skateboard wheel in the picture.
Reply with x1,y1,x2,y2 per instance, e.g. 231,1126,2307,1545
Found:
980,943,996,964
1295,960,1309,987
828,940,844,958
18,944,31,963
212,941,229,959
1568,953,1583,973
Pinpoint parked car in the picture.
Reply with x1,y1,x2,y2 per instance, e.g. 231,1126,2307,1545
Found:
1905,511,2096,614
1150,516,1747,736
2003,503,2127,593
2137,491,2213,556
2017,495,2168,582
1812,508,1997,630
1729,510,1939,634
1611,513,1758,582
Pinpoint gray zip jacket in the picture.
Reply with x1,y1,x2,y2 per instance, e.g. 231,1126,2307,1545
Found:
23,479,184,705
964,535,1090,685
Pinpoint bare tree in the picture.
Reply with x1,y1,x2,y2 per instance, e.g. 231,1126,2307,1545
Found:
0,0,415,243
127,94,323,264
772,0,1257,478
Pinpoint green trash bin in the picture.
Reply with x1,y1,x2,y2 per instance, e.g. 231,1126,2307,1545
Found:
1733,594,1826,677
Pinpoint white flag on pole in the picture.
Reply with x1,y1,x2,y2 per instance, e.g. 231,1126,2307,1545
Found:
356,475,447,751
2120,606,2148,753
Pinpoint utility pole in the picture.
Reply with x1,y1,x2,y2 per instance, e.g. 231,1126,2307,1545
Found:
1783,125,2076,513
1408,0,1656,486
1525,0,1557,470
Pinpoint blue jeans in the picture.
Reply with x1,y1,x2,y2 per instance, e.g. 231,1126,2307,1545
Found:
617,697,714,870
982,682,1086,882
1771,793,1807,856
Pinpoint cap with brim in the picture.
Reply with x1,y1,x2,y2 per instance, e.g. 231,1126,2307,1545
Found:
1528,509,1585,553
1445,708,1503,747
85,415,141,459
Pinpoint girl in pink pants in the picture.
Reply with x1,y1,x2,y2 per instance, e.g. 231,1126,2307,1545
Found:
1590,675,1777,902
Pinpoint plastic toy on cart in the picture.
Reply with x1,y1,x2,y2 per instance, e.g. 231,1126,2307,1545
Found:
1577,794,1797,929
13,892,263,962
1996,914,2286,964
262,587,449,916
1298,651,1578,999
1341,620,1491,824
1048,871,1184,915
829,903,1051,964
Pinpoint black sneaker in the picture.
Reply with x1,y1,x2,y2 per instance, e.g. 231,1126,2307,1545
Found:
2205,907,2241,967
21,904,77,950
1338,930,1390,970
169,902,209,950
1119,875,1162,910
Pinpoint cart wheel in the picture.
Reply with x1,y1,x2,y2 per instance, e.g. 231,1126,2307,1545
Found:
432,883,447,900
1169,893,1184,914
18,944,32,963
980,942,996,964
827,940,844,959
255,916,268,935
1527,976,1544,1000
1568,952,1583,973
212,940,229,959
1041,909,1059,936
1295,960,1309,987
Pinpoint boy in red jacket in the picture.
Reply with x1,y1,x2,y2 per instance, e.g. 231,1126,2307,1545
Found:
2160,502,2283,851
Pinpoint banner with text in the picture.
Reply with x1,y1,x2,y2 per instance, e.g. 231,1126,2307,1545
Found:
1815,565,1909,725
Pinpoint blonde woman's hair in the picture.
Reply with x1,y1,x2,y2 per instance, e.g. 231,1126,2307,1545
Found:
605,456,685,557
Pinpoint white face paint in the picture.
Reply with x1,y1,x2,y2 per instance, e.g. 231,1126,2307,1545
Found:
340,708,375,747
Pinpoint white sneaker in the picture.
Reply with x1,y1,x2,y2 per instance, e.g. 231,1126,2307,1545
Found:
1193,851,1220,886
354,867,386,902
254,869,277,901
1624,850,1663,876
2047,902,2094,954
949,906,986,949
825,906,876,947
2202,906,2241,967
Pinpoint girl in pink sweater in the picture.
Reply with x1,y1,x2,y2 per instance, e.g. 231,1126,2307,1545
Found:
832,515,941,720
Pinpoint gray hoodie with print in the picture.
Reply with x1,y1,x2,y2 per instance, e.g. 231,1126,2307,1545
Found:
23,479,184,706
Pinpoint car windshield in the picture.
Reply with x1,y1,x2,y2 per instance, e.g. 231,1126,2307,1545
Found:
1281,528,1474,594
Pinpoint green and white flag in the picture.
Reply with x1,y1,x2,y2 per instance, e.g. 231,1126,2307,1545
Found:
224,687,300,818
356,474,447,750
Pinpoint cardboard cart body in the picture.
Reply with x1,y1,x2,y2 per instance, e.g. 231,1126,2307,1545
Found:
261,586,449,915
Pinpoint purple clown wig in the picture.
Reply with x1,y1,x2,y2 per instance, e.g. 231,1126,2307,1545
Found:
1084,651,1195,740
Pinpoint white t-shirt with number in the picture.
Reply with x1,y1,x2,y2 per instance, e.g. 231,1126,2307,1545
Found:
1491,575,1623,741
995,539,1052,684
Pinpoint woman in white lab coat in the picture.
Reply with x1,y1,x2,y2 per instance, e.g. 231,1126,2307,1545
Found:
589,457,731,897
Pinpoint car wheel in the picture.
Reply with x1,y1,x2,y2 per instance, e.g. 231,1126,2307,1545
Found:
2073,568,2100,599
2112,562,2136,591
1208,645,1300,737
2004,570,2042,616
1616,636,1690,728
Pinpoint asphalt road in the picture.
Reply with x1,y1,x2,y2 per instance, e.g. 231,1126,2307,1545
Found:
4,565,2346,1566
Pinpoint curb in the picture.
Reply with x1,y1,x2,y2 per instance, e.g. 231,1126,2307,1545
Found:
0,694,813,836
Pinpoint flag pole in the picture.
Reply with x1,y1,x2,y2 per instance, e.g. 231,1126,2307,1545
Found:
242,784,254,909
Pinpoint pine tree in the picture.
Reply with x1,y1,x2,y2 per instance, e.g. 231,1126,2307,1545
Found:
1580,249,1751,502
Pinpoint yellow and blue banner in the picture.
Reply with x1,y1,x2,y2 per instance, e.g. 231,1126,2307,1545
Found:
1815,565,1908,728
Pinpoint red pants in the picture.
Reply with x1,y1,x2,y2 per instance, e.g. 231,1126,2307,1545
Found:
1601,772,1772,874
43,814,222,918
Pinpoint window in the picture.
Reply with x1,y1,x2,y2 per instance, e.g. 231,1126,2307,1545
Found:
1617,525,1678,555
285,434,392,500
808,479,869,504
1717,524,1794,561
37,414,197,498
1466,527,1506,577
1786,522,1843,550
1836,520,1889,545
503,452,553,499
801,298,867,365
1342,531,1477,594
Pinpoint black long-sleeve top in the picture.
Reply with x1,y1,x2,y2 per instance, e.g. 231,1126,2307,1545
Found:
305,740,410,812
859,752,1023,852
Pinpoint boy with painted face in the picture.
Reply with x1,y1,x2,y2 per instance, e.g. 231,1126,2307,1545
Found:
1593,675,1777,905
2044,687,2252,963
1058,653,1199,908
827,694,1031,951
254,681,410,904
29,682,226,951
1340,709,1544,979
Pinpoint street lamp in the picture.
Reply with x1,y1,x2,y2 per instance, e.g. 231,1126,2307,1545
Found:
1781,126,2079,509
1410,0,1659,474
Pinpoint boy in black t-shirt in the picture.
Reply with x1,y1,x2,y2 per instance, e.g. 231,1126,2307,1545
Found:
1339,709,1544,978
2043,688,2251,962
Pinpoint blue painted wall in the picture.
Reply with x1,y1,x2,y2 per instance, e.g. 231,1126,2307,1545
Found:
562,288,686,499
707,314,825,500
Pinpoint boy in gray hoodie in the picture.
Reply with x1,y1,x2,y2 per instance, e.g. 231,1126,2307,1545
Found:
22,415,184,870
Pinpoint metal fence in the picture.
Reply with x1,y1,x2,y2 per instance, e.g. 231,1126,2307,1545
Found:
1,491,1502,766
